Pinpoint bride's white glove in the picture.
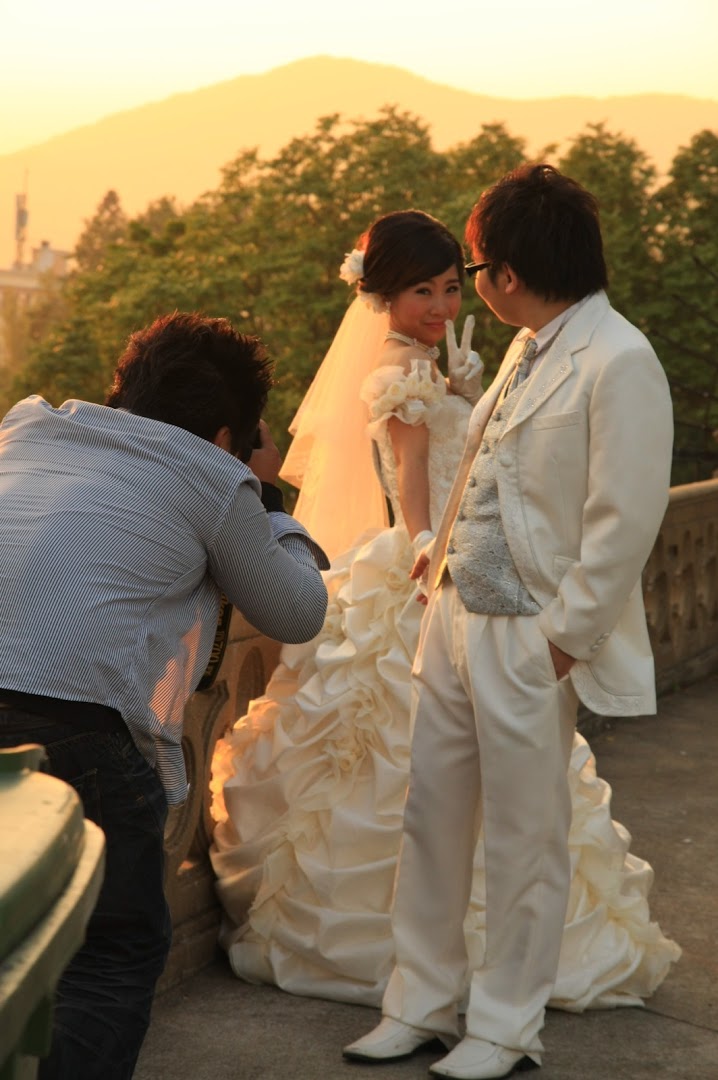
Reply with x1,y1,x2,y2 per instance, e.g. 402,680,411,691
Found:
411,529,435,560
446,315,484,406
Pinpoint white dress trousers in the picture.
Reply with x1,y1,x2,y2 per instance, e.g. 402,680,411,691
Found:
382,580,579,1058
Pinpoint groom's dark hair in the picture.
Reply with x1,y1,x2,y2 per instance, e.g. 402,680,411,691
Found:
465,164,608,302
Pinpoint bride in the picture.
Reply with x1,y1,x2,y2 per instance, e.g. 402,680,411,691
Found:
210,209,679,1012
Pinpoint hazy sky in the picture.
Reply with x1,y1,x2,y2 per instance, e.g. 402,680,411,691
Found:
2,0,716,155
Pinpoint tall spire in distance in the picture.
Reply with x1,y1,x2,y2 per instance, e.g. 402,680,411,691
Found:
14,172,29,269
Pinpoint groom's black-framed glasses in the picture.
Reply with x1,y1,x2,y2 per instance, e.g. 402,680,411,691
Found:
465,261,491,277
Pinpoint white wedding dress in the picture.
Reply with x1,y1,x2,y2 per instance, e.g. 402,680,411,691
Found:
210,357,680,1011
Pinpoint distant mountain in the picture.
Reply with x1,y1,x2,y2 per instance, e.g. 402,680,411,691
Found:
1,56,716,266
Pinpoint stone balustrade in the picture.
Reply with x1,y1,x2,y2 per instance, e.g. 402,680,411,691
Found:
160,620,280,989
160,478,718,989
644,479,718,691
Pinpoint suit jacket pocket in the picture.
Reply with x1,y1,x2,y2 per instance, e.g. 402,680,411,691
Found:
532,411,581,430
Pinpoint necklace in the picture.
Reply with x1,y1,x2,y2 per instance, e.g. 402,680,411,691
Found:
385,330,440,361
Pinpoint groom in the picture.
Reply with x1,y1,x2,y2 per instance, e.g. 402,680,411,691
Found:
343,164,673,1079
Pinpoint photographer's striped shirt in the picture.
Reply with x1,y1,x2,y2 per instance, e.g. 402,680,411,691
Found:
0,396,328,803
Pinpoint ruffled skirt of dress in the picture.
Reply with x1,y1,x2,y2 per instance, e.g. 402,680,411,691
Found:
210,526,680,1011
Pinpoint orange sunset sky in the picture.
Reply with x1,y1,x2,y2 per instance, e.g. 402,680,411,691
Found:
1,0,717,156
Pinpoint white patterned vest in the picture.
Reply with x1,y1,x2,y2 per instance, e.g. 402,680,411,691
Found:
446,379,541,616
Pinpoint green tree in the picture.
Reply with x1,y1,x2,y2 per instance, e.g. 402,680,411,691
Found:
173,108,450,442
558,123,657,322
440,122,529,230
10,197,188,408
12,110,450,443
74,190,129,274
0,276,70,415
13,112,718,484
649,130,718,482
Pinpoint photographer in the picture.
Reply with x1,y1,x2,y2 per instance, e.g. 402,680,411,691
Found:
0,311,329,1080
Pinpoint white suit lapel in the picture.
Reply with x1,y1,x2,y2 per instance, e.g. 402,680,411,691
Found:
502,339,573,434
502,291,610,436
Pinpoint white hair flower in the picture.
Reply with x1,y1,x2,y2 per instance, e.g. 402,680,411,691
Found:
359,290,387,314
339,246,386,314
339,248,365,284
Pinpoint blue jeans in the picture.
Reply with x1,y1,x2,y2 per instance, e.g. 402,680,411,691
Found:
0,710,172,1080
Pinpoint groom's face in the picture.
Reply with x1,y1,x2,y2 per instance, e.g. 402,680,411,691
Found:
472,254,510,325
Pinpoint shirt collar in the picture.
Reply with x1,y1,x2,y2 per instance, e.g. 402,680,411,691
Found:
520,295,590,358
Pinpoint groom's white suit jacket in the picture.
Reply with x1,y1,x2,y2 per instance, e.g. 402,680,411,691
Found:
430,290,673,717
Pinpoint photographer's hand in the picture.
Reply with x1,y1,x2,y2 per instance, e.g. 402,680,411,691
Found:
248,420,282,483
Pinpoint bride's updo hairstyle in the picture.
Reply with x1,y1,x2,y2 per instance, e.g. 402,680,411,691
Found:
358,210,464,303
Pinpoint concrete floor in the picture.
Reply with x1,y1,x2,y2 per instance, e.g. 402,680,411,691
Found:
136,675,718,1080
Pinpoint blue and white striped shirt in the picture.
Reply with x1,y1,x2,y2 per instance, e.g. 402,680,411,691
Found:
0,396,329,803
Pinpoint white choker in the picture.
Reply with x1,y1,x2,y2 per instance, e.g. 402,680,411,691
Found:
385,330,440,361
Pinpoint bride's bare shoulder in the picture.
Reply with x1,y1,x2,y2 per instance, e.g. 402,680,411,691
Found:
379,339,435,375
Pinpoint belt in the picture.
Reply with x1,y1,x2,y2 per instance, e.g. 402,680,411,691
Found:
0,689,126,733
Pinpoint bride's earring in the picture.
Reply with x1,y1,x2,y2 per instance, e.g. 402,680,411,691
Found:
384,299,391,313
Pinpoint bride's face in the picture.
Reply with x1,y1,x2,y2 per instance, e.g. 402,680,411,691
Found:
388,266,462,347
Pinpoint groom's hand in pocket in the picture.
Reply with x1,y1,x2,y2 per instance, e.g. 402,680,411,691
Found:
548,639,576,680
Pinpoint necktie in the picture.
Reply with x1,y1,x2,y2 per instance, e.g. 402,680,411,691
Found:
505,336,538,397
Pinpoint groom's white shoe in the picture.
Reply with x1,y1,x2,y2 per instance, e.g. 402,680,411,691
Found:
342,1017,452,1062
429,1036,540,1079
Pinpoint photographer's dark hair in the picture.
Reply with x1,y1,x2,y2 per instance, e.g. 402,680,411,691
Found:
465,164,608,302
106,312,272,460
359,210,464,300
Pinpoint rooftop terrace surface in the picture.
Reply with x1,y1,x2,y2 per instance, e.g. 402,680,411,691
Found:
136,675,718,1080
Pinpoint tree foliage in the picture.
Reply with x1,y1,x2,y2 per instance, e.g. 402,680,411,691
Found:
648,130,718,482
557,123,658,320
74,189,128,274
5,112,717,483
